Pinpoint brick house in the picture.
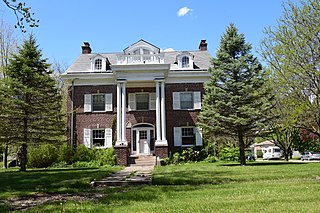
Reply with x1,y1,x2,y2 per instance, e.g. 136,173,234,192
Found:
61,39,211,165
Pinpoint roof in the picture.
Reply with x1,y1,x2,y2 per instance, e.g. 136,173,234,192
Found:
66,50,212,73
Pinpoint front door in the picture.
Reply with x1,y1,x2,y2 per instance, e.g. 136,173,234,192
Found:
132,127,154,155
139,130,149,154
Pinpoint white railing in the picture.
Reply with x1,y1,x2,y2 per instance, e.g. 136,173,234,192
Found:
116,53,164,65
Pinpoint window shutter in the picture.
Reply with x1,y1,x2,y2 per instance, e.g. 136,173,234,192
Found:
128,93,136,111
174,127,182,146
149,93,156,110
84,94,92,112
83,128,91,148
105,128,113,148
173,92,181,110
193,92,201,109
195,127,203,146
105,93,113,112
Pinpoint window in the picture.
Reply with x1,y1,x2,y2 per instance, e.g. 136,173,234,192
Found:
84,93,113,112
174,127,203,147
143,49,150,54
128,93,156,111
181,127,195,146
136,94,149,110
92,129,105,147
92,94,105,111
180,92,193,109
133,49,140,55
83,128,112,148
173,92,201,110
94,59,102,70
182,56,189,68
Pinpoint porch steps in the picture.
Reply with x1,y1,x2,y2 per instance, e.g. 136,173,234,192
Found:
129,155,157,167
91,156,156,187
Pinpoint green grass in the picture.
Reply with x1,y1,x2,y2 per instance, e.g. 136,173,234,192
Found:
1,162,320,212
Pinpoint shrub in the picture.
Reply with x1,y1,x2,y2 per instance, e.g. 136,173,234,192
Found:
27,144,59,168
72,160,101,168
204,155,218,163
94,148,116,166
220,146,240,161
73,145,95,162
58,144,74,164
256,150,263,158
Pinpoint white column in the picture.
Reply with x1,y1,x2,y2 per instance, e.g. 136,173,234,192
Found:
121,82,127,142
116,82,121,142
161,81,166,141
155,81,161,141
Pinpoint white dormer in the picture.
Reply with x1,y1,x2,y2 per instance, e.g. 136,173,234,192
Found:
91,54,107,71
124,39,160,55
177,52,194,70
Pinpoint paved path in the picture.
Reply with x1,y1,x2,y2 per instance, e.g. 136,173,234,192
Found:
91,166,155,187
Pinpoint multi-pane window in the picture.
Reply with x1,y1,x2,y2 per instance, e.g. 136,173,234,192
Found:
180,92,193,109
182,56,189,68
182,127,195,146
92,129,105,147
136,94,149,110
94,59,102,70
143,49,150,54
92,94,105,111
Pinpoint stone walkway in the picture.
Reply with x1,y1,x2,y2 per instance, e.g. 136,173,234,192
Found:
91,165,154,187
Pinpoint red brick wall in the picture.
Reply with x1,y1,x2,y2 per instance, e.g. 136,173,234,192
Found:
66,83,204,155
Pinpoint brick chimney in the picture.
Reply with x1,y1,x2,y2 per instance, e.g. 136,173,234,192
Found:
199,39,207,51
81,42,92,54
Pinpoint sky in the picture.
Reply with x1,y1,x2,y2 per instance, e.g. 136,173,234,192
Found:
0,0,294,68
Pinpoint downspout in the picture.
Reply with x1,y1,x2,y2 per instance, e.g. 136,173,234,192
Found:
70,79,75,147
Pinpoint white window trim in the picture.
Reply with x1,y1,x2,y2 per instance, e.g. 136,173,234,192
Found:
84,128,113,149
128,92,156,111
91,56,106,71
172,91,201,110
177,52,194,70
174,126,203,147
84,93,113,113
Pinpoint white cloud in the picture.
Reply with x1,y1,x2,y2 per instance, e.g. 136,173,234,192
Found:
163,48,174,52
177,7,193,17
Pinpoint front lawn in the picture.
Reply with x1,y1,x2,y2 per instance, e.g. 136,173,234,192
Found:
1,162,320,212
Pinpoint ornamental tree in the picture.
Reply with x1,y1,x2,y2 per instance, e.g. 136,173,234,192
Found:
199,23,275,165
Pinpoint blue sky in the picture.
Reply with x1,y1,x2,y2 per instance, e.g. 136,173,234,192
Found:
1,0,292,67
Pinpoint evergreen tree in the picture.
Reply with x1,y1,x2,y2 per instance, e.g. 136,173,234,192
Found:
0,35,64,171
199,24,274,165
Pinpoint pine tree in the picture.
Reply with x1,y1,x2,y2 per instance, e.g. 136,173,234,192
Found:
0,35,64,171
199,24,274,165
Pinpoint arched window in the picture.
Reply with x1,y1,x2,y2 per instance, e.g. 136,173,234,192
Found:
182,56,189,68
94,59,102,70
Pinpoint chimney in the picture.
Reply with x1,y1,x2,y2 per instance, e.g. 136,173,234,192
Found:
81,42,92,54
199,39,207,51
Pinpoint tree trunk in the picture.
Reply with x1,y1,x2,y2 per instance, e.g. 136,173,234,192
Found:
19,143,28,172
284,151,289,161
239,132,246,166
2,145,8,169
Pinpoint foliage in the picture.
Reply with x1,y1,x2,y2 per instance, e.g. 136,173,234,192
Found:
164,147,213,165
0,35,65,171
27,144,59,168
256,150,263,158
203,155,218,163
271,126,300,161
95,148,116,166
57,144,74,164
260,0,320,138
199,23,275,165
73,145,95,162
219,145,240,161
2,0,39,32
72,160,101,168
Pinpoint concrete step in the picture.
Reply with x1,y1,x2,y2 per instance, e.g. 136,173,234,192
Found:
129,155,156,167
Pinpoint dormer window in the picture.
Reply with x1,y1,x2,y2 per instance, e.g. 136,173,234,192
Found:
177,52,194,70
94,59,102,70
182,56,189,68
91,55,108,71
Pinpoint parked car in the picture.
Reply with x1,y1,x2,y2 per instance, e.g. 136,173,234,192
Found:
301,151,320,161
